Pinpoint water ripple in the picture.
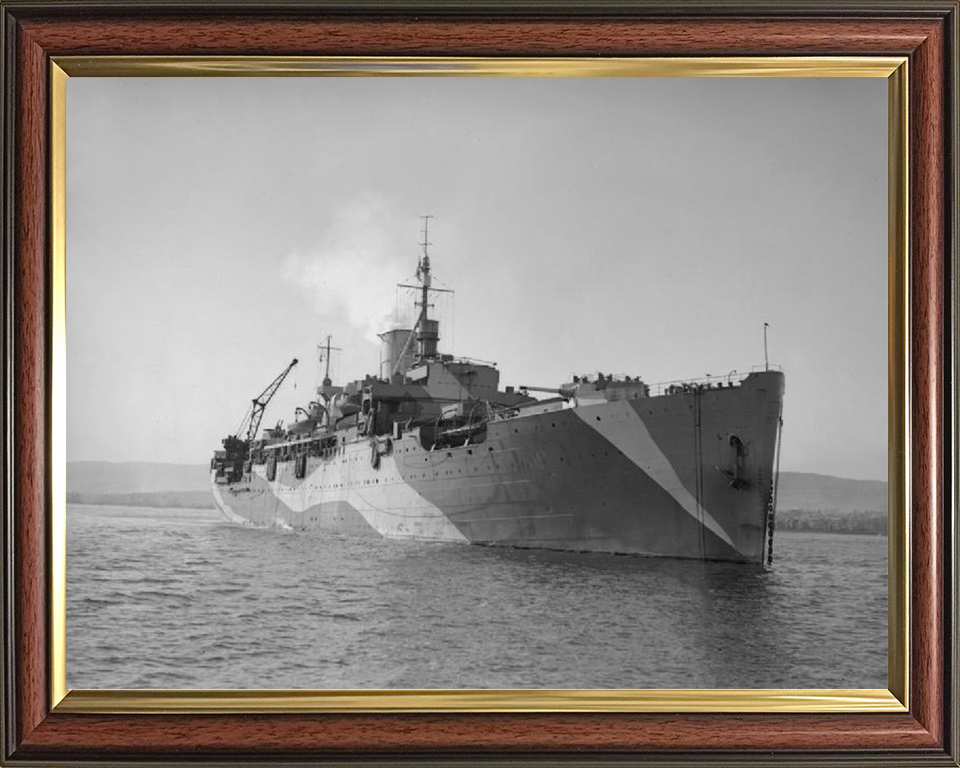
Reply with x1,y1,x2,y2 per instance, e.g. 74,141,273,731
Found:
67,503,887,690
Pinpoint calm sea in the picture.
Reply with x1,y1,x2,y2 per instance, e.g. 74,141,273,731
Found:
66,503,887,690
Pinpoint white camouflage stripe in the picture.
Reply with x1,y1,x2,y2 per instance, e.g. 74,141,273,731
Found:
572,401,735,548
254,458,468,542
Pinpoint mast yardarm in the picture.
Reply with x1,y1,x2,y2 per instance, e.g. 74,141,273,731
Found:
394,216,453,372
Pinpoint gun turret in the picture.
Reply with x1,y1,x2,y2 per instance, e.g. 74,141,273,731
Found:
519,384,578,400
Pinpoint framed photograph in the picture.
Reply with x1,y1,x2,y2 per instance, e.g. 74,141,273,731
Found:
2,2,957,766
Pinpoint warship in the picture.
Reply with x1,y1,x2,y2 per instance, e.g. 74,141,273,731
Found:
211,223,785,565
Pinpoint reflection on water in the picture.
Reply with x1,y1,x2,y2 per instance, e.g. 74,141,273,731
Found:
67,504,887,689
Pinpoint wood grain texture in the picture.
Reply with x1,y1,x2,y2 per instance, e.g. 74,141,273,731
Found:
14,712,942,755
2,4,956,764
909,17,946,747
16,16,942,56
12,16,49,748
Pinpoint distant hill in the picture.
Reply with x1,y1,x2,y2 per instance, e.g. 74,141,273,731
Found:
67,462,887,516
66,490,213,509
776,472,887,514
66,461,210,494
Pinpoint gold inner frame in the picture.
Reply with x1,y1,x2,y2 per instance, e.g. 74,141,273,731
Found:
49,56,910,714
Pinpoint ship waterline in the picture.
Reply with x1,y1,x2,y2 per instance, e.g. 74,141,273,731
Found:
213,369,785,564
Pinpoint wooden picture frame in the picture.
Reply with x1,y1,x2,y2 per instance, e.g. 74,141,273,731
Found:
2,2,957,765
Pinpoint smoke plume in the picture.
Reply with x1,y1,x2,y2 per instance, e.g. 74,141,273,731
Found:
282,196,418,343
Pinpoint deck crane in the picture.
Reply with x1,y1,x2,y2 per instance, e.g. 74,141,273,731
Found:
235,358,299,445
214,358,299,484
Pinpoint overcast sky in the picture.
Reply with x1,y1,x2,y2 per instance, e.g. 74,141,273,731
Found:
66,76,887,480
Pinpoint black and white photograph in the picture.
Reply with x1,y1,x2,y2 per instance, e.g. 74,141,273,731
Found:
65,74,888,691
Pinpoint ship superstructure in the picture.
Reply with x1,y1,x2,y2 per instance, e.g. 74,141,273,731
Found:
211,223,785,564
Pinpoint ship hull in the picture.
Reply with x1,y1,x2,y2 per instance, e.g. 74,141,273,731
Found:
213,371,785,564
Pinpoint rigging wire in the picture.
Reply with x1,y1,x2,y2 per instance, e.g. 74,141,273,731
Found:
234,403,253,440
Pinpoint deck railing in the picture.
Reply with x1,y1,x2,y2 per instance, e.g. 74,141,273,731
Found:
646,364,783,398
569,364,782,398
